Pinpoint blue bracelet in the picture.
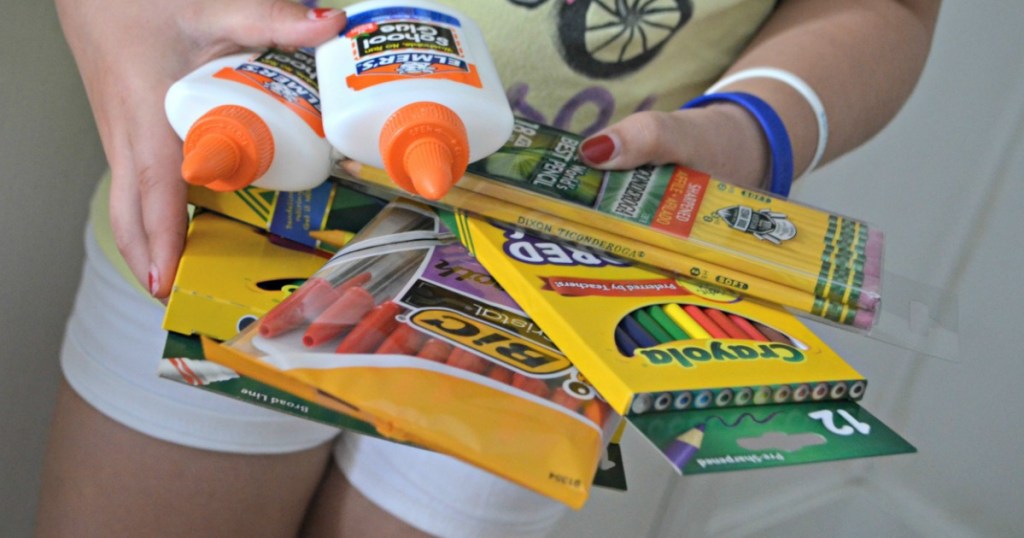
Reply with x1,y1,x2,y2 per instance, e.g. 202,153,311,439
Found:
681,92,794,197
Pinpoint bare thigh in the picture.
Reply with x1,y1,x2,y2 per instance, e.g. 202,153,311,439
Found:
301,462,432,538
35,380,334,537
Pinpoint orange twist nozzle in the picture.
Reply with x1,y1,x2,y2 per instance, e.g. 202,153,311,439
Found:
378,101,469,200
181,105,274,191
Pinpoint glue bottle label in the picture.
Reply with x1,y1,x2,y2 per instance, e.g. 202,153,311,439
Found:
212,49,325,136
343,7,482,91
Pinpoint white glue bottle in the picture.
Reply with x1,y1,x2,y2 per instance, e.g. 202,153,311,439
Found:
165,48,332,192
316,0,514,200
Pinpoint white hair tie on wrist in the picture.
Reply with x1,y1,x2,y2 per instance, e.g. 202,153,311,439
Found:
706,67,828,178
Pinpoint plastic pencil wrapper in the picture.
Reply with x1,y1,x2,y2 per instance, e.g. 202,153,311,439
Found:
332,116,884,334
205,200,620,509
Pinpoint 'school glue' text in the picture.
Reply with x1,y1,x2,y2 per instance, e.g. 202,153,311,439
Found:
316,0,514,200
165,48,333,192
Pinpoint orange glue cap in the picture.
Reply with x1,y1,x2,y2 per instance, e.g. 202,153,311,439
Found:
378,102,469,200
181,105,274,191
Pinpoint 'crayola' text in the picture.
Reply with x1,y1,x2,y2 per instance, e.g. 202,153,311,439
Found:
639,342,805,368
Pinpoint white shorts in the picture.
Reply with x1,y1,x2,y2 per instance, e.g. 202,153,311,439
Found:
61,224,569,537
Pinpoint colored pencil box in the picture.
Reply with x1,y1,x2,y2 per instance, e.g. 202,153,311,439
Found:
630,400,915,474
203,200,621,509
334,116,884,332
446,210,867,418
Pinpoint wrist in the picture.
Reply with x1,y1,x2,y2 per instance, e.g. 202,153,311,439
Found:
675,103,771,190
682,92,794,196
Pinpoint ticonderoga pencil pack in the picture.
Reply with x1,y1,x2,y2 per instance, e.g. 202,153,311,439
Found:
203,200,621,509
446,211,867,419
334,116,884,332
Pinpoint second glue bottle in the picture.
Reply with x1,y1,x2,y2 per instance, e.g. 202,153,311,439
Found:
316,0,514,200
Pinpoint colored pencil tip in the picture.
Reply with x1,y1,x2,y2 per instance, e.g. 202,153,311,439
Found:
665,424,705,470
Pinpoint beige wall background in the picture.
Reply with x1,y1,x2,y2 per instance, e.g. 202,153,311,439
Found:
1,2,105,535
4,2,1023,537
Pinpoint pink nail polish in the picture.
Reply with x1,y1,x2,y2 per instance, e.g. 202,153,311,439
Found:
148,267,160,297
580,134,616,164
307,8,343,20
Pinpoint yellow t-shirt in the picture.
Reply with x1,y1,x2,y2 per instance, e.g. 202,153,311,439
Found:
92,0,776,290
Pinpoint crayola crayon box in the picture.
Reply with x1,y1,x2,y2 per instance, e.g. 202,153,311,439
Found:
187,179,386,253
202,200,624,509
446,210,869,418
334,116,884,332
162,211,330,341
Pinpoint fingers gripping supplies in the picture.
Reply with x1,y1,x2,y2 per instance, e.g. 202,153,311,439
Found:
165,49,333,192
316,0,514,200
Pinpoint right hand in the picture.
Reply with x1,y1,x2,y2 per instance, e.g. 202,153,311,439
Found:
56,0,346,298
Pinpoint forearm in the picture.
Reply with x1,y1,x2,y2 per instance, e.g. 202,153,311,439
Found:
716,0,942,176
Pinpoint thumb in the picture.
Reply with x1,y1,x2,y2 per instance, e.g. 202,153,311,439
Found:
578,110,697,171
216,1,347,50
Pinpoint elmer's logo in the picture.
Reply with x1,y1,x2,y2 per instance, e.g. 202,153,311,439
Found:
639,341,805,369
408,308,571,375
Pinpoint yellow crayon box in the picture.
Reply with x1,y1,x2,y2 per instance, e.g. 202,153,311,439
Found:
447,210,867,417
163,211,329,341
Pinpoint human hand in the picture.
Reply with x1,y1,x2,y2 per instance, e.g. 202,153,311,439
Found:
577,105,771,190
55,0,346,298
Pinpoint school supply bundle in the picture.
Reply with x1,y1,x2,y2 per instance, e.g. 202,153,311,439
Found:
335,116,884,332
201,200,621,509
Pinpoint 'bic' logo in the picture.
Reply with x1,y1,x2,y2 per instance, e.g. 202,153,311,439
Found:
409,308,570,375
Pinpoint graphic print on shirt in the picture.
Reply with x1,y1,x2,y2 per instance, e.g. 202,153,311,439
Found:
556,0,693,78
503,0,693,78
501,0,693,135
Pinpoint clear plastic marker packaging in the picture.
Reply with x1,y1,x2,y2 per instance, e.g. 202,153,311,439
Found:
165,48,332,192
335,117,889,335
316,0,514,200
206,200,619,509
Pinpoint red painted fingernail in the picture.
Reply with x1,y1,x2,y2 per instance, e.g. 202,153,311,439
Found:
580,134,616,164
307,8,343,20
148,266,160,297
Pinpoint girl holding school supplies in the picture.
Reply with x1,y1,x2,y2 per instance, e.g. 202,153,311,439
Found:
40,0,941,536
